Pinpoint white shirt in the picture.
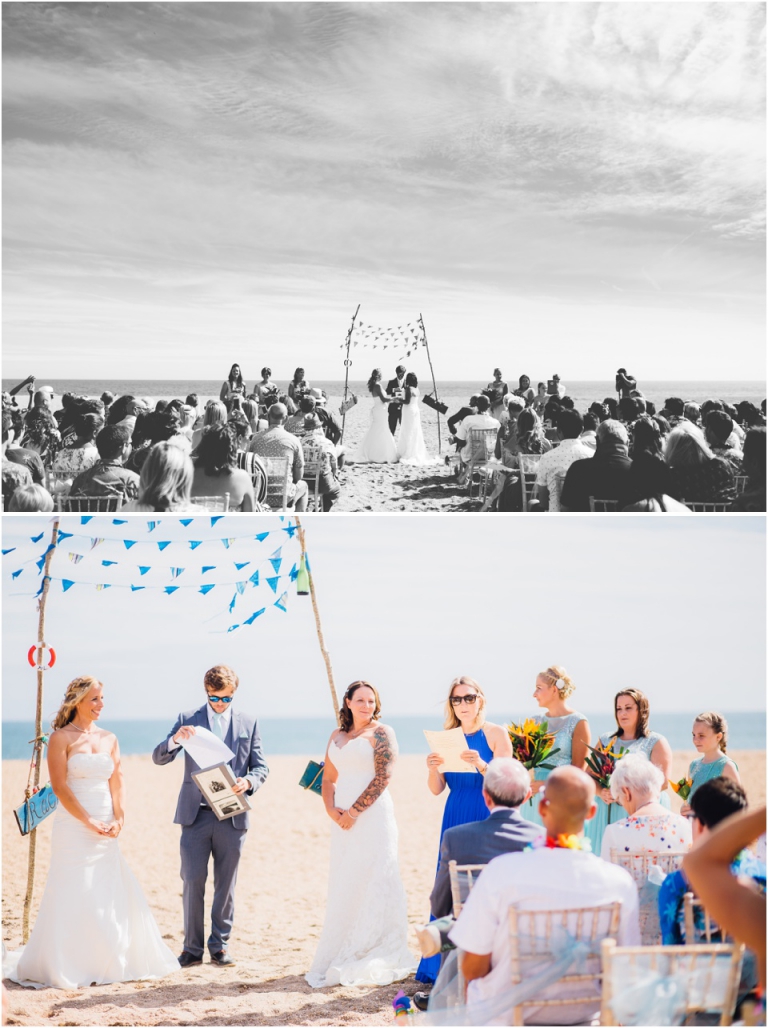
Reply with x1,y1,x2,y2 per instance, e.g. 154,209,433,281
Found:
600,812,692,863
456,413,500,462
449,848,639,1026
167,703,232,751
534,438,593,512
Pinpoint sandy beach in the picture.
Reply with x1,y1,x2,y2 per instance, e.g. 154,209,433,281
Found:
3,750,764,1026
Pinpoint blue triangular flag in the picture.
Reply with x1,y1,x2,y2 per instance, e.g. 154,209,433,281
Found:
179,519,193,527
12,569,23,579
222,539,231,549
164,586,179,595
31,532,44,543
249,571,260,586
62,579,75,591
101,560,117,566
201,566,215,574
244,608,265,625
189,541,203,549
236,581,246,595
199,584,215,595
289,563,298,581
227,624,240,633
80,517,93,525
282,523,297,539
36,557,46,572
130,585,145,591
35,579,45,595
211,517,224,526
139,566,151,575
157,541,171,551
2,548,16,555
171,568,185,578
235,562,249,570
274,591,288,612
229,594,237,613
256,532,269,542
266,576,279,593
112,519,128,525
147,521,158,532
124,540,137,549
269,558,282,574
57,532,73,541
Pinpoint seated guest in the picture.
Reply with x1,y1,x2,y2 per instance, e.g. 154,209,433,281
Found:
516,409,552,456
496,396,526,464
454,395,500,469
705,410,742,472
125,409,183,475
241,399,265,438
248,403,309,512
661,396,686,427
734,400,765,429
684,402,701,426
106,394,142,432
191,424,255,511
664,422,736,504
5,426,46,486
121,440,207,513
542,396,562,442
448,395,481,439
601,756,692,862
626,414,671,499
191,400,227,451
8,483,55,512
448,766,639,1026
532,409,592,512
561,420,637,512
730,427,766,512
659,778,764,947
70,425,139,501
3,411,33,507
301,414,340,512
430,759,543,920
20,409,61,468
285,395,316,438
579,412,598,452
51,411,102,483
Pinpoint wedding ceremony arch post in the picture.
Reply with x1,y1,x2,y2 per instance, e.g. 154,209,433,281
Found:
419,313,443,455
295,516,340,726
340,303,361,444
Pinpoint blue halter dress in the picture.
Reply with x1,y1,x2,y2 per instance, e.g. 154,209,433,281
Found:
689,753,739,798
519,712,587,829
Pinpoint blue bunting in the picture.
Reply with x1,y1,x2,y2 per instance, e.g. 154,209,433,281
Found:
244,608,265,624
2,548,16,555
199,585,215,595
164,586,179,595
62,580,75,591
157,541,171,551
31,533,44,543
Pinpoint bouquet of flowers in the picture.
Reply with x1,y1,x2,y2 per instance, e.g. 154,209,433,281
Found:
584,739,627,790
670,776,693,802
507,718,560,770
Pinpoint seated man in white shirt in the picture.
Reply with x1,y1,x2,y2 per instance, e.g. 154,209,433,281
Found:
448,766,639,1026
454,395,500,481
532,409,593,513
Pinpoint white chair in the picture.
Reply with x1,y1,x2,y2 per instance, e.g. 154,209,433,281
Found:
684,500,731,512
734,475,749,495
237,451,268,504
589,497,619,512
518,453,543,511
600,939,744,1026
59,493,124,513
508,902,621,1027
683,892,729,945
193,493,230,512
609,849,688,945
265,457,290,511
550,471,567,512
448,861,486,918
464,428,499,498
302,442,325,512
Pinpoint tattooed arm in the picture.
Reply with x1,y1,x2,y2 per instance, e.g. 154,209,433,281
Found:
349,724,397,816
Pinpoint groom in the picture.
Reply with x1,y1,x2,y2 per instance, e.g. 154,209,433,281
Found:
386,364,407,435
152,665,269,968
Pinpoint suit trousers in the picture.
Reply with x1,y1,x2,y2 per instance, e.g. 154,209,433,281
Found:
388,403,402,435
180,807,247,956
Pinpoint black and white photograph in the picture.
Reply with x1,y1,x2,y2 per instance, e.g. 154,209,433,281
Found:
193,763,252,821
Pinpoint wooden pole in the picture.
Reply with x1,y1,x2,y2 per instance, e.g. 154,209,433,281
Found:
340,304,361,445
23,517,59,944
294,517,341,726
419,314,442,454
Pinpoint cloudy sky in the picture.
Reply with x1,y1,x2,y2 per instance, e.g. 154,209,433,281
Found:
2,3,765,381
3,514,764,723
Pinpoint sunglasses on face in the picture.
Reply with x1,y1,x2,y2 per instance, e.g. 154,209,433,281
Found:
207,694,233,704
450,694,479,706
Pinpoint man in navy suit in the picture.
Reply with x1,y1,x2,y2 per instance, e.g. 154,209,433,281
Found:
430,758,544,920
152,665,269,968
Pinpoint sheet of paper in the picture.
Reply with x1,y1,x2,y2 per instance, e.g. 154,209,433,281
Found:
181,726,235,769
423,727,476,773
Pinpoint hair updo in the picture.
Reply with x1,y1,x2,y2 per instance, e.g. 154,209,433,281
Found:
539,665,576,699
695,711,728,753
51,676,103,730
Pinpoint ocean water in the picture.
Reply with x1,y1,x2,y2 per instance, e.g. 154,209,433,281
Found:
2,712,765,761
3,378,765,410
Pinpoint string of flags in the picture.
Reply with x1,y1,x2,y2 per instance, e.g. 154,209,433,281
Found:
3,516,304,635
341,319,427,359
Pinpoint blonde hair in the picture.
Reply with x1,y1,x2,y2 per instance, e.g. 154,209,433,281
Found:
51,676,103,730
137,441,194,511
539,665,576,699
695,711,728,753
444,676,486,731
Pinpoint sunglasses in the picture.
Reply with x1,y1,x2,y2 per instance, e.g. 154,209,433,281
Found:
207,694,233,704
450,694,479,706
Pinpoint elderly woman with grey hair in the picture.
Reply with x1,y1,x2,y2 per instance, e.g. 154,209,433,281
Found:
600,755,692,863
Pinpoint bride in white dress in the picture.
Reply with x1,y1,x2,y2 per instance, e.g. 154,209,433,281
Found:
306,681,416,988
352,369,398,463
3,676,179,989
396,373,434,464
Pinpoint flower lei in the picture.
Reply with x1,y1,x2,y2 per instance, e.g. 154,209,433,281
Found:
526,833,592,853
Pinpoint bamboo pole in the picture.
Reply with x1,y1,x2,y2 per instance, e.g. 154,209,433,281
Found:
419,313,442,454
340,303,361,445
294,517,340,726
23,517,59,944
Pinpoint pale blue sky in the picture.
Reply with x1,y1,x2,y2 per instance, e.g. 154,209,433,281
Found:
2,3,765,380
2,514,765,723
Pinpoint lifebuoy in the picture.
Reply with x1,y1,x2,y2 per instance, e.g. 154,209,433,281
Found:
27,644,56,669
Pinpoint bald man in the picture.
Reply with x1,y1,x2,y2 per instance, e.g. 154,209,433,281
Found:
447,767,639,1025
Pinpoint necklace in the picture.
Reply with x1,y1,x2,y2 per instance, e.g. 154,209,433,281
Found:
68,721,92,734
348,720,373,739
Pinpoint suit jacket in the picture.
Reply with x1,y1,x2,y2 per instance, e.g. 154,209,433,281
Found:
430,807,544,919
152,703,269,830
386,376,405,396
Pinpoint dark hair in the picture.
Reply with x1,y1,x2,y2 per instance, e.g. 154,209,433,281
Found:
107,395,136,425
405,372,418,388
701,399,723,419
293,367,305,383
186,394,198,407
589,402,610,422
557,408,583,439
261,367,272,378
689,777,748,830
742,427,766,481
610,689,650,740
475,395,490,414
603,398,619,419
582,412,598,432
204,665,239,692
100,391,115,406
559,395,575,410
299,395,317,414
155,399,169,412
228,364,244,387
664,397,685,417
705,410,734,444
653,414,671,436
195,423,238,476
95,424,131,460
618,396,641,423
338,681,382,732
631,415,662,457
367,369,382,393
73,411,103,442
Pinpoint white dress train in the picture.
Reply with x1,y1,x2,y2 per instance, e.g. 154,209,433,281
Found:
3,753,179,989
353,397,398,463
396,388,434,464
305,737,416,988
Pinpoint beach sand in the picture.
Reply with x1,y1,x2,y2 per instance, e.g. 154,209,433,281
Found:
3,750,764,1026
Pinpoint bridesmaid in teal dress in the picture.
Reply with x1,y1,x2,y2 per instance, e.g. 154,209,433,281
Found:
589,689,674,853
416,676,512,986
682,711,740,816
519,666,591,832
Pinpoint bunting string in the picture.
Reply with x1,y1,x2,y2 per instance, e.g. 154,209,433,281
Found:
340,319,427,360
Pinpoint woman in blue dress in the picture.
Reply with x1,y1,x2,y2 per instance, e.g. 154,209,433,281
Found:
681,711,740,815
415,676,512,986
518,666,591,831
588,689,674,853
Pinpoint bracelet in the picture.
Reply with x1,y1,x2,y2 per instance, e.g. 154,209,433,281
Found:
479,761,488,775
348,809,359,819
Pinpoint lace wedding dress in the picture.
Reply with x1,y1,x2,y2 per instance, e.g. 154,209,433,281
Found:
305,736,416,988
3,752,179,989
396,388,434,465
353,397,398,463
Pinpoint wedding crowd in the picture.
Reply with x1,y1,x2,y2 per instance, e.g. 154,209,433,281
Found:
3,667,765,1028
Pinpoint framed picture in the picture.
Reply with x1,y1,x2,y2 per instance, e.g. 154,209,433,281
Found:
191,763,251,821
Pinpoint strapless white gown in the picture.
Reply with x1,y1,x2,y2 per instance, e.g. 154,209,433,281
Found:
3,753,179,989
353,397,398,463
305,737,416,988
396,389,434,464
